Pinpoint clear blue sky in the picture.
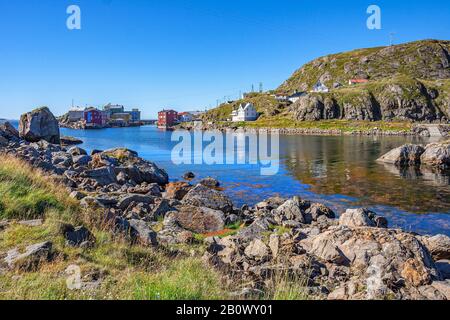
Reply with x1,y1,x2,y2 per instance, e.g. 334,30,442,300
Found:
0,0,449,119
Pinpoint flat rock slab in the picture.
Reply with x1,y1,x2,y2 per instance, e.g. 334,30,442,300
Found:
3,241,53,271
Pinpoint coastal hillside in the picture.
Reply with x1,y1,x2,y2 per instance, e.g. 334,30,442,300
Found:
278,39,450,94
203,40,450,125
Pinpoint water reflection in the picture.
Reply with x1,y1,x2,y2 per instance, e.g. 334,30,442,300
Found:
281,135,450,213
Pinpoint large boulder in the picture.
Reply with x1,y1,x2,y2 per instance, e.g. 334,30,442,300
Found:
420,234,450,261
377,144,425,166
421,140,450,168
91,149,169,185
164,205,225,234
182,184,233,213
273,197,309,224
305,226,441,298
19,107,60,144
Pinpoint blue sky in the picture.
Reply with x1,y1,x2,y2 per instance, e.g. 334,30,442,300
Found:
0,0,449,119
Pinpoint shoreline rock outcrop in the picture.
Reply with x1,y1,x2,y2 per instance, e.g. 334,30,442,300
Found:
19,107,60,144
377,140,450,169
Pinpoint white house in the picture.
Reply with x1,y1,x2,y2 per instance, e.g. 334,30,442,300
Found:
68,108,85,122
312,81,329,93
231,103,259,122
178,112,194,122
288,92,306,103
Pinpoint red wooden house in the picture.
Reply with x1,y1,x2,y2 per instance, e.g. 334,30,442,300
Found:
158,110,178,128
84,108,107,127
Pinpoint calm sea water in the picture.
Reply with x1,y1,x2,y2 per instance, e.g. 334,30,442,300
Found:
5,121,450,235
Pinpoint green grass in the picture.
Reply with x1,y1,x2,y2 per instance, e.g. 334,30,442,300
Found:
0,155,231,300
0,155,80,220
231,116,412,133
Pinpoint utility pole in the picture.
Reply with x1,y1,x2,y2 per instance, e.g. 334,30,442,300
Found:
389,32,396,46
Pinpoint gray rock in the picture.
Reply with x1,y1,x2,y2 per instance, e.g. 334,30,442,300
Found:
80,197,106,209
339,208,388,228
19,107,60,144
183,172,195,180
72,155,92,166
4,241,53,271
83,166,117,186
199,177,220,188
69,191,86,200
18,219,43,227
182,184,233,213
63,225,95,247
60,136,83,146
129,219,158,246
68,146,87,156
274,197,309,224
421,234,450,261
117,194,155,211
237,218,271,239
151,199,173,220
244,239,269,261
0,121,19,139
421,140,450,168
307,226,439,290
307,203,336,220
164,205,225,234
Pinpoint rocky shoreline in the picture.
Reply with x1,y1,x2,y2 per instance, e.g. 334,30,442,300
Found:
178,123,450,137
1,108,450,300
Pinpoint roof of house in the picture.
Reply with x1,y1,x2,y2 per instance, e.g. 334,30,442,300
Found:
349,79,369,83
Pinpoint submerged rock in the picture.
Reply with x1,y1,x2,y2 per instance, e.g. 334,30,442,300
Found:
60,136,83,146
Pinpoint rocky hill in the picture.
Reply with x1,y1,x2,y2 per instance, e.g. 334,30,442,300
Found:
278,39,450,94
204,40,450,124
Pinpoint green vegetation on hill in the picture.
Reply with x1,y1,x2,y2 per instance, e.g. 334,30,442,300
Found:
202,40,450,127
202,92,289,122
278,39,450,94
